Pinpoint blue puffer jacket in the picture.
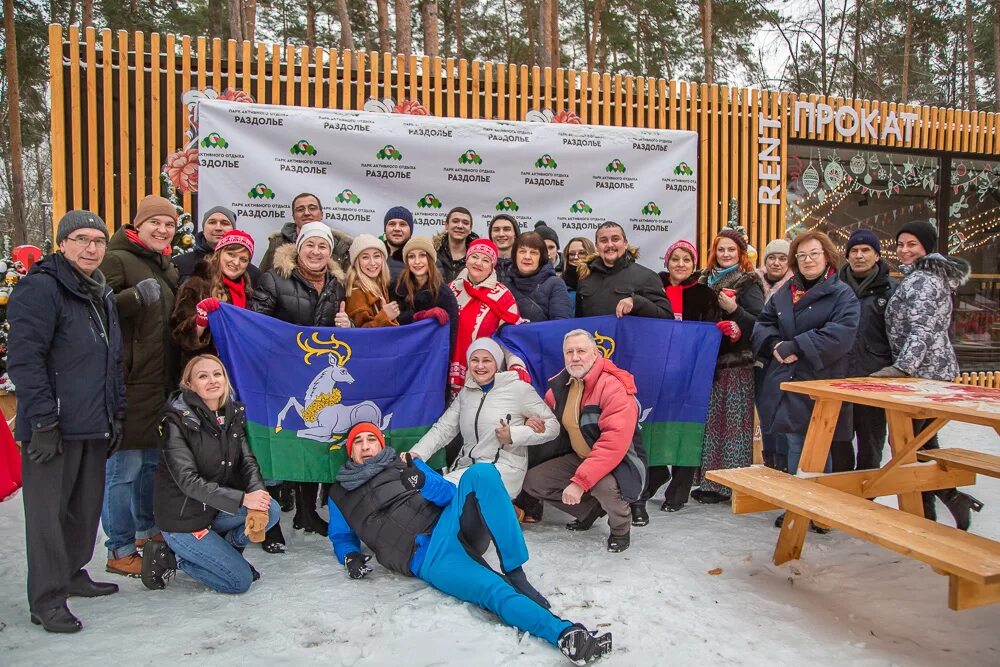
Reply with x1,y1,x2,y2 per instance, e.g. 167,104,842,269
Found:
503,263,573,322
751,271,860,439
7,252,126,441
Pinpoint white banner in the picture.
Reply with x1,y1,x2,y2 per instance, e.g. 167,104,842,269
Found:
196,100,698,269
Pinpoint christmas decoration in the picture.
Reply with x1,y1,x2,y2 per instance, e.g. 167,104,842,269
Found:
0,235,18,392
801,162,819,195
824,158,845,190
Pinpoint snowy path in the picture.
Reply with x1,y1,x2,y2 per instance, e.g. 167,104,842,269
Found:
1,422,998,665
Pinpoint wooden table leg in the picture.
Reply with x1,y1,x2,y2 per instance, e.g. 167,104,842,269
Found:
774,512,811,565
886,410,925,517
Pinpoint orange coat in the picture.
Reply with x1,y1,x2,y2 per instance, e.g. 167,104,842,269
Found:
345,287,399,328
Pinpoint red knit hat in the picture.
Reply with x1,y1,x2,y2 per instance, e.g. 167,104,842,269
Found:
216,229,255,257
663,240,697,267
467,238,499,267
345,422,385,457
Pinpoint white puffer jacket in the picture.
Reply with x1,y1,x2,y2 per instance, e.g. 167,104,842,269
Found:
409,370,560,497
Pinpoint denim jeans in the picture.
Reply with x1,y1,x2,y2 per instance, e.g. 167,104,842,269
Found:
102,448,159,558
162,499,280,594
785,433,832,476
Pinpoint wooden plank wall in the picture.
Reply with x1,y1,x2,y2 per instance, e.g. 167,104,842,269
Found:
48,25,1000,266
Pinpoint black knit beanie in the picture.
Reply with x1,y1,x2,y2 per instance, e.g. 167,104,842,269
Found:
896,220,938,255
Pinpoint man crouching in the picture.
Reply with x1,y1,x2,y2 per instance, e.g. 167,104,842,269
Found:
327,422,613,665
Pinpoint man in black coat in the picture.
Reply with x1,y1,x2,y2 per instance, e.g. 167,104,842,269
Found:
171,206,261,285
8,211,127,633
832,229,897,471
381,205,413,283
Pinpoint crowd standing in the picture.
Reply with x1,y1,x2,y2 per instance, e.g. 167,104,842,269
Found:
6,191,984,663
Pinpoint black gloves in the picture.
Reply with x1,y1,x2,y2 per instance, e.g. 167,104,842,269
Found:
27,425,63,464
108,418,125,458
345,552,373,579
134,278,162,307
399,453,425,491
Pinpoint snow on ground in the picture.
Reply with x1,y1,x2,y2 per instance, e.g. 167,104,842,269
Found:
1,423,999,666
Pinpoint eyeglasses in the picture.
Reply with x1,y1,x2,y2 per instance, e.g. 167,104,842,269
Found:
794,250,825,261
294,204,322,214
64,236,108,249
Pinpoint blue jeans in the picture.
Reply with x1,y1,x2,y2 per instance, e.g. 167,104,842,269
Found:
102,448,158,558
785,433,832,476
162,499,280,594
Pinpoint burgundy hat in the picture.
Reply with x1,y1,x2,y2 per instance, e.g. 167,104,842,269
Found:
717,228,748,253
467,238,499,267
216,229,255,257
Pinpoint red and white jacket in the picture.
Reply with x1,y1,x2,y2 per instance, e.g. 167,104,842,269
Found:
448,269,520,393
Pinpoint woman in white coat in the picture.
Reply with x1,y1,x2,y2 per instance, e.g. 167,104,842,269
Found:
408,338,559,499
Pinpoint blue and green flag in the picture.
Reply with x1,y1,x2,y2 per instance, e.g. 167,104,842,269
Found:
209,305,449,481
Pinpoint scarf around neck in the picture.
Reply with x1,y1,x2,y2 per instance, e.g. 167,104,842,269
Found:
125,227,172,256
706,264,739,287
297,262,327,295
222,274,247,308
336,446,398,490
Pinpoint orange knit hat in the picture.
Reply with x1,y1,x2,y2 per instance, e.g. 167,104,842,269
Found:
345,422,385,457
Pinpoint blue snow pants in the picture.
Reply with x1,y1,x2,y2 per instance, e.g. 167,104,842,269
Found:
417,464,572,646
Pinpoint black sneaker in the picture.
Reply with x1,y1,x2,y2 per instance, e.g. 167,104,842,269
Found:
629,502,649,526
690,488,726,504
249,562,261,582
566,505,607,531
141,540,177,590
606,533,630,553
558,623,613,665
661,501,685,512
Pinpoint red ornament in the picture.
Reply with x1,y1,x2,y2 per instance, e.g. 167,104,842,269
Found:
394,99,430,115
12,245,42,272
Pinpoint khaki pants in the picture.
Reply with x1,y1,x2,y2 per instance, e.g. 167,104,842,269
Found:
521,453,630,536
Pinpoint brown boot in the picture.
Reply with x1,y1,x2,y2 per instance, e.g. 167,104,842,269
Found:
135,534,165,551
106,552,143,577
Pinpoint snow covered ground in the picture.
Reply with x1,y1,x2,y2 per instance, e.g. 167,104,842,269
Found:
1,422,998,666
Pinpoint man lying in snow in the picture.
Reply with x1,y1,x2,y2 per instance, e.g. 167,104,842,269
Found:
326,421,612,665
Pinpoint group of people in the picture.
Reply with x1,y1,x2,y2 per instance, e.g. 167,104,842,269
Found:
7,190,982,664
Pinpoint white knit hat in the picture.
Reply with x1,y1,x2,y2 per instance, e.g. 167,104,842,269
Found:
349,233,387,266
467,337,506,369
763,238,790,259
296,221,334,252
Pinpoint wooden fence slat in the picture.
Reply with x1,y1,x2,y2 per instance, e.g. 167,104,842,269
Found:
519,64,528,120
241,40,252,94
778,91,789,242
719,85,730,240
739,88,750,229
566,69,577,121
165,33,177,210
49,25,67,225
227,39,237,91
69,26,82,210
556,67,565,113
446,58,455,117
181,35,193,212
299,46,311,107
369,50,379,104
577,69,588,124
85,27,100,209
495,63,505,120
458,59,468,119
484,61,493,120
210,37,221,92
532,65,541,116
699,83,709,260
134,31,146,201
149,32,161,196
314,47,325,107
355,51,367,110
118,31,132,225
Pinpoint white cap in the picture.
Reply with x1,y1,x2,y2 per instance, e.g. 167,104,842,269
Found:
467,337,506,369
296,221,334,252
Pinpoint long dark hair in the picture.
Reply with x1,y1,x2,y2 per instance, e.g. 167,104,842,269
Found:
396,249,444,309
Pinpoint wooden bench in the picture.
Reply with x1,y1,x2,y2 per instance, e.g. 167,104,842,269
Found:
706,466,1000,611
917,448,1000,480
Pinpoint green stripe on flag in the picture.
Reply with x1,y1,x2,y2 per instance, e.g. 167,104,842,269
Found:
641,421,704,467
247,422,446,482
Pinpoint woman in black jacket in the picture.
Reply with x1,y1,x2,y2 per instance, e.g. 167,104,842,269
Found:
252,222,351,548
142,355,279,593
393,236,459,349
503,231,573,322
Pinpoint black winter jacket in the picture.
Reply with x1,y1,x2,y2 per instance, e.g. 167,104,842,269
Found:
252,244,348,326
838,261,897,376
698,268,766,368
258,221,353,274
172,232,261,286
658,273,718,322
394,277,460,349
575,249,673,319
8,253,126,442
154,391,265,533
434,231,480,283
504,262,573,322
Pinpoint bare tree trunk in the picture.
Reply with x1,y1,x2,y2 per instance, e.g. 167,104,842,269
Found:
244,0,256,42
227,0,244,41
208,0,224,40
454,0,464,58
994,0,1000,112
82,0,94,27
598,17,607,71
4,0,27,245
396,0,412,54
423,0,440,57
377,0,391,52
901,5,912,102
965,0,976,109
305,0,316,48
819,0,827,93
588,0,604,72
852,0,861,98
550,0,559,68
336,0,354,50
522,0,536,68
537,0,551,68
700,0,713,83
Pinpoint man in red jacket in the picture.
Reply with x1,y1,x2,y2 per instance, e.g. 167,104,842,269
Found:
521,330,646,553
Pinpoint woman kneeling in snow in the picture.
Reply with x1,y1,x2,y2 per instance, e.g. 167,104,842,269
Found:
327,422,612,665
407,338,559,500
141,355,280,593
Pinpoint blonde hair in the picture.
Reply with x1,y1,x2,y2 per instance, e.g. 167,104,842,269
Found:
180,354,232,405
346,250,391,300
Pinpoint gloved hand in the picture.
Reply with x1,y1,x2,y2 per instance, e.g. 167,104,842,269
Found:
196,297,222,328
716,320,741,342
414,307,449,326
871,366,908,378
345,552,373,579
27,424,63,464
244,509,269,543
108,417,125,458
511,365,531,384
134,278,162,307
399,453,426,491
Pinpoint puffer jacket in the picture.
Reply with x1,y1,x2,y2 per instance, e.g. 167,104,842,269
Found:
101,225,180,450
258,221,353,274
172,232,261,285
251,244,347,326
576,248,673,319
504,262,573,322
434,230,480,283
839,260,897,376
885,253,970,381
409,371,560,497
154,390,265,533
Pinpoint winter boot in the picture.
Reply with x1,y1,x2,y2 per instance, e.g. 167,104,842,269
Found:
629,502,649,527
505,566,550,609
106,552,143,577
262,521,286,554
566,505,607,531
922,491,938,522
690,488,726,504
606,532,630,553
141,540,177,590
293,483,329,534
935,488,984,531
30,603,82,634
558,623,613,665
271,483,295,513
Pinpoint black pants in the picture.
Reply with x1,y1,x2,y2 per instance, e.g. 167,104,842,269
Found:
22,439,108,613
914,417,949,519
830,404,888,472
641,465,697,506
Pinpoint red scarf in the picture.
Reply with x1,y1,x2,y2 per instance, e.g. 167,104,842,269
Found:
222,275,247,309
450,278,520,393
664,282,696,320
125,227,172,256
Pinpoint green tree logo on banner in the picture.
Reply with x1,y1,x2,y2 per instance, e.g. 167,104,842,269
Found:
458,149,483,165
377,144,403,160
335,188,361,204
605,158,626,173
290,139,318,156
417,193,443,208
496,197,519,212
569,200,593,214
248,183,276,200
200,132,229,149
642,201,661,216
673,162,694,176
535,154,557,169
